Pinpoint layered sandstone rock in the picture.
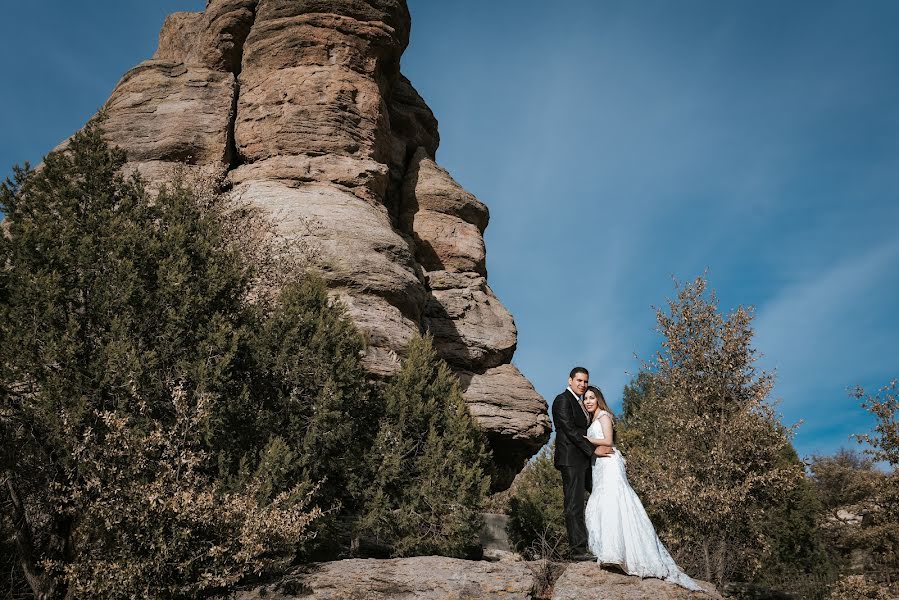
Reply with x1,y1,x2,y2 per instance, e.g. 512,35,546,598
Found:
224,557,536,600
217,557,720,600
82,0,550,488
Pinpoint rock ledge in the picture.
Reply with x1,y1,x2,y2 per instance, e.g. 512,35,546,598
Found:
218,557,720,600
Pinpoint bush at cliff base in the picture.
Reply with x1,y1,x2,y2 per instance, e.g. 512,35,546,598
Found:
358,335,491,558
506,444,569,560
0,123,373,599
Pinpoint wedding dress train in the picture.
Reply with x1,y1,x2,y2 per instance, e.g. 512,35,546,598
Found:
584,412,704,592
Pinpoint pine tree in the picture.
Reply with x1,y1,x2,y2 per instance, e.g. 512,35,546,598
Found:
359,336,490,557
221,277,374,557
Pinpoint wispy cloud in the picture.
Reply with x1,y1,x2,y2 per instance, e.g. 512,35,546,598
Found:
754,238,899,454
756,238,899,390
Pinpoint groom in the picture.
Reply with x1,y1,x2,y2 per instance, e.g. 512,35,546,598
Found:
552,367,612,561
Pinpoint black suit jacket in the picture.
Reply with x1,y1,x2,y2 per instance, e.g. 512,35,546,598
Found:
552,389,596,468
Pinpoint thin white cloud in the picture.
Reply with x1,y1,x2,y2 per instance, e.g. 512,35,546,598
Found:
755,238,899,406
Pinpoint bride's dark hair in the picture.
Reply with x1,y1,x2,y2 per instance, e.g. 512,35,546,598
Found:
586,386,614,421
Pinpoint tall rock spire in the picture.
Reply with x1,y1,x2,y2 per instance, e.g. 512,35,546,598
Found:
85,0,549,488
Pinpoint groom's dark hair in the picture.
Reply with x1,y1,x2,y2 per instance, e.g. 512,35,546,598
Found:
569,366,589,378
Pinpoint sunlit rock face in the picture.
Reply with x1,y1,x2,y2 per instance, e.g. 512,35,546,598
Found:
80,0,550,489
215,557,721,599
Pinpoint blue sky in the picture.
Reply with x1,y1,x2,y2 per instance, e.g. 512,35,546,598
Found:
2,1,897,460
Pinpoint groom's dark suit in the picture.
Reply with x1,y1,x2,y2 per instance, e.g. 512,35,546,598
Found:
552,388,596,556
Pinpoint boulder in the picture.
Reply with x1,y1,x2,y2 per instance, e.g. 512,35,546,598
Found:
459,364,551,489
461,365,551,446
224,557,536,600
216,558,722,600
424,271,517,371
102,61,236,167
403,147,488,232
552,563,721,599
154,0,257,72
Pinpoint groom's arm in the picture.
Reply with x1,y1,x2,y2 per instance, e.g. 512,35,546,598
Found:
552,394,596,457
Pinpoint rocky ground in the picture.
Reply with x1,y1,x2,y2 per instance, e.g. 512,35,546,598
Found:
217,556,721,600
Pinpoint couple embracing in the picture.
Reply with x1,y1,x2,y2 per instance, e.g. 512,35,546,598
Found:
552,367,704,592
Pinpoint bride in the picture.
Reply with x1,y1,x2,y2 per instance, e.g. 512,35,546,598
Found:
582,386,704,592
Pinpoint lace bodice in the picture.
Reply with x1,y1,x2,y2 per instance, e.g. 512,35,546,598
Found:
587,410,612,440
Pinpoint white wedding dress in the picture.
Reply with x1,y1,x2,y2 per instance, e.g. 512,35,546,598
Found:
585,412,704,592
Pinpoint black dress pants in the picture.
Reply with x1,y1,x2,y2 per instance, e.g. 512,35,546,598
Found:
559,464,592,555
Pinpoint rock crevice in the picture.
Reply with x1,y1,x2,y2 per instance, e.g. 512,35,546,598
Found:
224,2,258,171
82,0,550,488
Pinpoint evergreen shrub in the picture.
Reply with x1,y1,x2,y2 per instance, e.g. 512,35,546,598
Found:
506,444,568,560
358,336,490,558
0,123,368,598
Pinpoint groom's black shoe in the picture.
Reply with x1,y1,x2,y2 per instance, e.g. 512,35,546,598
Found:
570,552,596,562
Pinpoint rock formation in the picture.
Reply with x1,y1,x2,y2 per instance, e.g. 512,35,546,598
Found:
216,557,720,599
83,0,550,488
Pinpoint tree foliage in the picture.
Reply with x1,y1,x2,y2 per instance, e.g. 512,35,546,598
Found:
618,275,803,584
811,449,882,520
0,123,375,599
850,380,899,568
801,382,899,598
754,447,834,587
506,444,568,560
358,335,490,558
854,380,899,469
826,574,893,600
213,275,375,557
808,450,891,567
